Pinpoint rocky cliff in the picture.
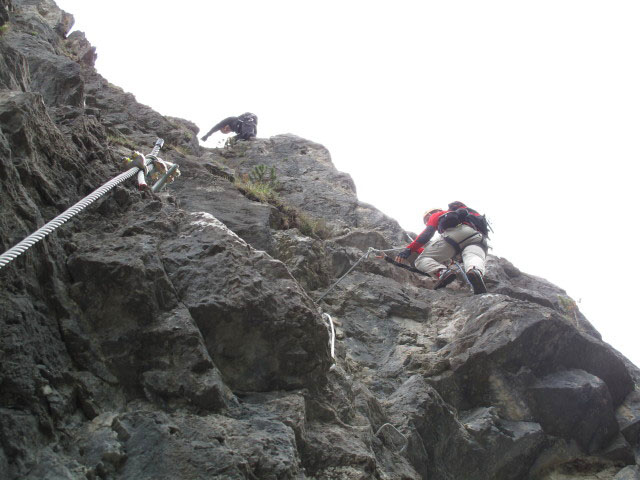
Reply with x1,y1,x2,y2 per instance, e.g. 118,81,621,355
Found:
1,1,640,479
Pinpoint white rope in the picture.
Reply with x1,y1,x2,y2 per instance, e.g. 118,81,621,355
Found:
316,246,405,366
322,312,336,360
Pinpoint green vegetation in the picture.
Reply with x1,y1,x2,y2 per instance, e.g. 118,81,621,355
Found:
224,136,237,149
235,165,331,240
558,295,579,324
107,134,137,150
106,82,124,93
0,23,10,36
248,164,279,190
235,165,279,203
236,176,278,204
297,213,331,239
166,118,195,144
219,137,251,158
174,144,194,157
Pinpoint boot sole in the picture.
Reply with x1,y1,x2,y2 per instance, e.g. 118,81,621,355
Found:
467,270,487,294
434,271,457,290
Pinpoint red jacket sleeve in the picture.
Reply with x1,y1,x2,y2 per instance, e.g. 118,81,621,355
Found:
405,210,450,253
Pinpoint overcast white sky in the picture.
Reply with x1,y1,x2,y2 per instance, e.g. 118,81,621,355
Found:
56,0,640,366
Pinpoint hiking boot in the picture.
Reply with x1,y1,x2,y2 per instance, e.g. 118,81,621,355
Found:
467,268,487,295
434,268,457,290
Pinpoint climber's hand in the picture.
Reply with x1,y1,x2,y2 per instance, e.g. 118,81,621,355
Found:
395,248,411,264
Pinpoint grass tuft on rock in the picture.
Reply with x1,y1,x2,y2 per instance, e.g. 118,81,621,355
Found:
235,166,331,240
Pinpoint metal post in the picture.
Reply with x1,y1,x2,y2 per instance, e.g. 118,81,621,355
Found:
137,139,164,189
151,163,179,193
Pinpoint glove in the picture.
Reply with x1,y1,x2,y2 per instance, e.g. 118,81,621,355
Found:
396,248,411,260
201,135,208,141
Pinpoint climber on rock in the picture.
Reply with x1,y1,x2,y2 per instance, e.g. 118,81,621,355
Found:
200,112,258,142
395,201,490,294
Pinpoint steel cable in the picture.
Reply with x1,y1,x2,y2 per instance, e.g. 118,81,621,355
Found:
0,167,139,269
315,246,406,303
0,139,164,270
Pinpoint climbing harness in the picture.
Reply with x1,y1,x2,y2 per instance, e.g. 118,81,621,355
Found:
313,240,489,303
442,231,483,256
0,138,179,271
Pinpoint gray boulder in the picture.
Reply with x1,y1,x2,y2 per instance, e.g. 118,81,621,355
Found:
529,369,619,453
615,466,640,480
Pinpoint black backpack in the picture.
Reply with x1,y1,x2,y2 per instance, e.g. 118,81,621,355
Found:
438,207,491,237
466,213,491,237
437,210,466,232
237,113,257,139
238,112,257,126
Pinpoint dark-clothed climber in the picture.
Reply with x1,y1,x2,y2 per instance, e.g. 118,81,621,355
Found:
201,112,258,142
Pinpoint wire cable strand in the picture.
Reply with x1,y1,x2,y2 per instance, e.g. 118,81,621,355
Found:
0,139,164,270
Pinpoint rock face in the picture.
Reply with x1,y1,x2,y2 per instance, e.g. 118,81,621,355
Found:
1,1,639,479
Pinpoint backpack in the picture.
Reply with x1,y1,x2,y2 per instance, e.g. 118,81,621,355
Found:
237,113,257,139
438,207,492,237
466,213,491,237
437,210,465,232
238,112,257,126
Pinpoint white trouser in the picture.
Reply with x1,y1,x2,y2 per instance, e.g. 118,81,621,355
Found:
414,224,486,276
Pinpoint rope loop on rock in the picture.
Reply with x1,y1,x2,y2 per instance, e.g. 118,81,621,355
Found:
375,423,409,453
0,138,164,271
322,312,336,360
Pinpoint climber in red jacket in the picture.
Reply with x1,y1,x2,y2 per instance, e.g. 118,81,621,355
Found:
395,201,489,294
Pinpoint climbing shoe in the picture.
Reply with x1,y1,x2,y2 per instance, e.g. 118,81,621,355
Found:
434,268,457,290
467,268,487,295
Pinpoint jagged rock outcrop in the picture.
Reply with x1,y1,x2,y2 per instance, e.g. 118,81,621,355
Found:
1,1,640,479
